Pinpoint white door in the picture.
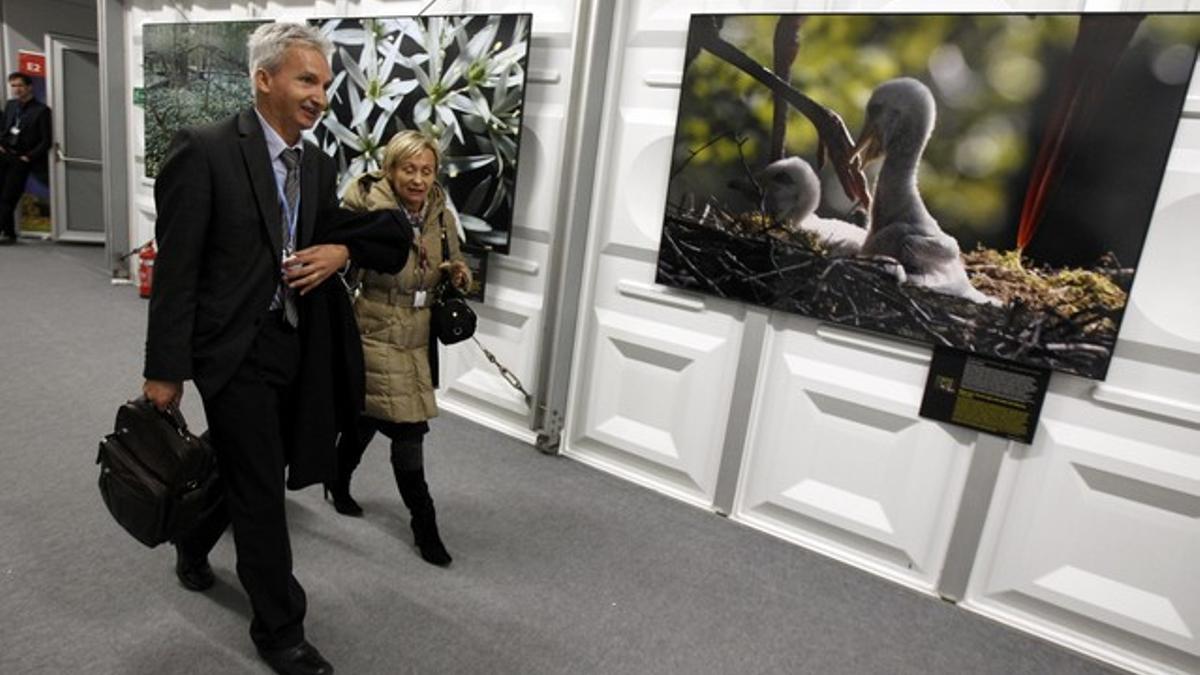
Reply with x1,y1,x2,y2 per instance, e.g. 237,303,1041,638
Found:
47,35,103,243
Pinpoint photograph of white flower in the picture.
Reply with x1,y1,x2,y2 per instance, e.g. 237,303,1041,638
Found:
310,14,531,253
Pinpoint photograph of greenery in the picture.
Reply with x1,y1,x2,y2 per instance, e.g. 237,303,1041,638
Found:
310,15,531,253
142,21,266,178
658,13,1200,380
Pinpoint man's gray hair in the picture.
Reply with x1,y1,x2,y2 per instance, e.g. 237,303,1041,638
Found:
247,22,333,78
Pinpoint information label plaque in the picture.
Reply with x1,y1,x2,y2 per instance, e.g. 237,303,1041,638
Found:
919,346,1051,444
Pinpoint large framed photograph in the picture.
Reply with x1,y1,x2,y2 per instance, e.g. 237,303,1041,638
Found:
142,20,267,178
658,14,1200,380
310,14,532,254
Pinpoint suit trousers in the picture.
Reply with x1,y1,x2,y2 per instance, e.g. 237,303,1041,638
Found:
176,311,307,650
0,153,32,237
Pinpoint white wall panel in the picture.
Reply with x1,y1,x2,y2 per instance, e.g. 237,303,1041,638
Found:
562,0,751,506
597,105,676,254
1111,1,1200,13
1102,118,1200,419
964,392,1200,674
511,106,566,244
734,318,975,592
1121,122,1200,356
567,255,746,506
465,0,574,36
260,0,352,21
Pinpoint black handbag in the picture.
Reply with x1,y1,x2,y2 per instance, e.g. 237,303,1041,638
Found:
430,216,476,345
96,397,223,548
431,281,476,345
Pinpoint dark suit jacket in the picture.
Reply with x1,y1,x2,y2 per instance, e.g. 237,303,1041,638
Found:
144,107,409,488
2,98,51,173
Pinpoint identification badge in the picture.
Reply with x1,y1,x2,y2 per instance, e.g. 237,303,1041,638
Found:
413,290,427,308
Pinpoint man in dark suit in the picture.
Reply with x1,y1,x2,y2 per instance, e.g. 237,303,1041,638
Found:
0,72,51,244
142,23,408,675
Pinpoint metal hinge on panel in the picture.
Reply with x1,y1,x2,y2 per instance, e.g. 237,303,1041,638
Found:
535,407,563,455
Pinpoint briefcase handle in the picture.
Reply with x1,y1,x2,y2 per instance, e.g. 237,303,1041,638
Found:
133,395,193,439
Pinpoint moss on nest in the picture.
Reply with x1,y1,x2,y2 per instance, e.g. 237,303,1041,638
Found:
964,247,1128,333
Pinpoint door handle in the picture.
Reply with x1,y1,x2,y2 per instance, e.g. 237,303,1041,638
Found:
55,144,102,166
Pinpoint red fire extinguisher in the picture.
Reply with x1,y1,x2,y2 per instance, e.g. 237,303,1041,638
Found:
138,241,156,299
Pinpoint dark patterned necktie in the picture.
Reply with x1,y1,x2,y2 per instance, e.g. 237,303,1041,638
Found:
279,148,301,327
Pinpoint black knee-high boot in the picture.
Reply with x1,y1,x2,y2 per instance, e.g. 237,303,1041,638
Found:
391,440,451,567
325,420,374,516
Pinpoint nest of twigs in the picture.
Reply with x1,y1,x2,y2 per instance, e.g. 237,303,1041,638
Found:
963,248,1128,335
657,204,1132,379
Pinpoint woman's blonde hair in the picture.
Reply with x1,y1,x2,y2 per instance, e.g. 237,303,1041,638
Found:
382,131,440,174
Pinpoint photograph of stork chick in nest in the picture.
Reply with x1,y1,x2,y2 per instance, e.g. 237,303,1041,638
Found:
657,13,1200,380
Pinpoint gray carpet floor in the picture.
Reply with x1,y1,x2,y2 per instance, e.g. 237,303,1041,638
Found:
0,240,1120,674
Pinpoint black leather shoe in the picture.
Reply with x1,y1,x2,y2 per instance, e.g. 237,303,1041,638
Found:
256,640,334,675
174,548,215,592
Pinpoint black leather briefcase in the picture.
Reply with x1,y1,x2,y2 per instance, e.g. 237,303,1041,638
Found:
96,397,223,548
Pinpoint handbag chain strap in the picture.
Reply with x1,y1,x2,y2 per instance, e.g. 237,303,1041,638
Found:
442,212,532,407
471,336,532,406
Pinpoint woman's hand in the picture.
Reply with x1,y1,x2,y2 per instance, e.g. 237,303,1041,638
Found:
286,244,350,295
440,260,472,290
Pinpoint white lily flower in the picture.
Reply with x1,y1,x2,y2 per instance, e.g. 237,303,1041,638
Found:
336,20,417,130
319,107,391,192
319,18,367,47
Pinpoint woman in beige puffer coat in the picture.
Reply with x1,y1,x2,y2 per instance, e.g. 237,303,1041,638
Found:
326,130,471,568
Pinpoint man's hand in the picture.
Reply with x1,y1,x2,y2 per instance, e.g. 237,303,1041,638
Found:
143,379,183,410
285,244,350,296
18,155,29,163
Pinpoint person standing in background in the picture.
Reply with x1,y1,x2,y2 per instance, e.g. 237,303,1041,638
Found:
0,72,50,244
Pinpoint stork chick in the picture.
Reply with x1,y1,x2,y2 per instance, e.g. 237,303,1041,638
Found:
737,157,866,257
853,78,999,305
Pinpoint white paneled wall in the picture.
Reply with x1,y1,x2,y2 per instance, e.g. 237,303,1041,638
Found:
734,319,975,593
959,2,1200,662
964,395,1200,674
563,1,1200,673
561,0,760,507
